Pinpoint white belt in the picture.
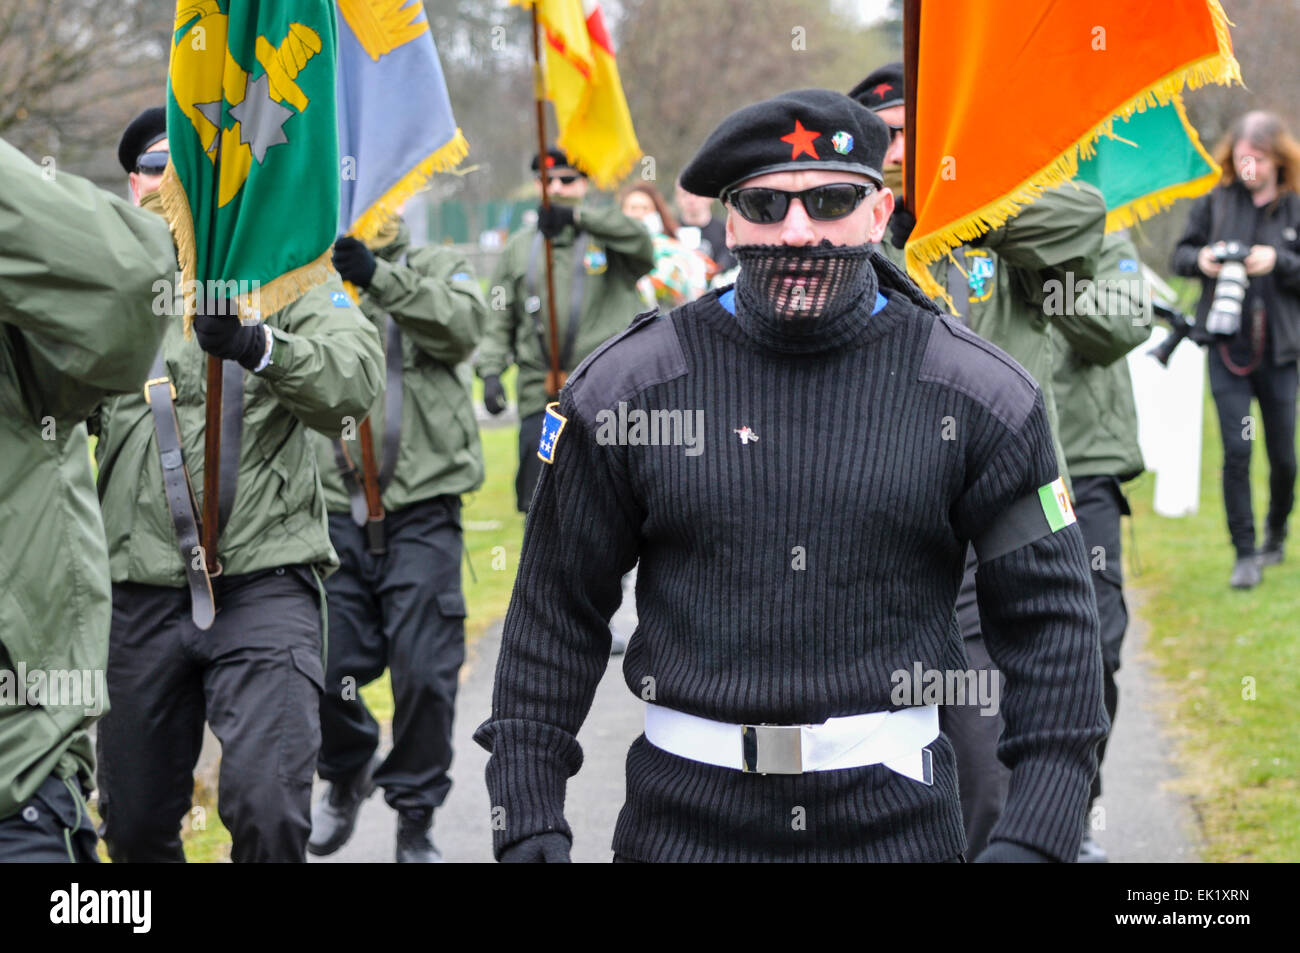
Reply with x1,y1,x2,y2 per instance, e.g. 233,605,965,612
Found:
644,703,938,784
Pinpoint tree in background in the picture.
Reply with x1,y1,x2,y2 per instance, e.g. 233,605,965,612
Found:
0,0,175,185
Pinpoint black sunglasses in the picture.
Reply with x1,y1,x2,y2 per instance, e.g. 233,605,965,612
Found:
724,182,875,224
540,172,581,185
135,151,169,175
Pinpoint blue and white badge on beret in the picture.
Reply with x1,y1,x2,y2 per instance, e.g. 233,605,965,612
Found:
537,402,568,464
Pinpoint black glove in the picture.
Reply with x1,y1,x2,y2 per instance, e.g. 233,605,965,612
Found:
536,204,576,240
499,833,571,863
973,840,1055,863
193,299,268,372
332,236,377,287
888,197,916,249
482,375,507,415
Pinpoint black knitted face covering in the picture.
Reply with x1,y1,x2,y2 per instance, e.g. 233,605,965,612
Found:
731,240,879,353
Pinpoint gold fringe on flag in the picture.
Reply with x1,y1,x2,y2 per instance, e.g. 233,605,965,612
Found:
349,128,469,243
905,0,1242,302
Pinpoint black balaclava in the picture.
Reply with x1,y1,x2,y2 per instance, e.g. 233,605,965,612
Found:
731,239,879,354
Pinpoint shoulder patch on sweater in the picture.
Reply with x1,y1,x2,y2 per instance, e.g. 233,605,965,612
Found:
565,309,688,424
917,314,1038,431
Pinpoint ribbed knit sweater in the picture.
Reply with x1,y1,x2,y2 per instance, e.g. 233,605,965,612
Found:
474,258,1106,862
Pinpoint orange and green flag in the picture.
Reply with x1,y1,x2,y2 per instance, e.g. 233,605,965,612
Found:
162,0,339,325
905,0,1240,300
512,0,641,189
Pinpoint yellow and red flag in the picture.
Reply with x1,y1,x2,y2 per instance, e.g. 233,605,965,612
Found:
513,0,641,189
905,0,1240,300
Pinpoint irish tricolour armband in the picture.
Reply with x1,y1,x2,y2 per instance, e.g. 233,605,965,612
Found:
974,475,1077,562
1038,476,1077,531
537,402,568,464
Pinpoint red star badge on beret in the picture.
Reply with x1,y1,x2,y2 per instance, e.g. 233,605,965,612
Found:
780,119,820,160
871,82,893,97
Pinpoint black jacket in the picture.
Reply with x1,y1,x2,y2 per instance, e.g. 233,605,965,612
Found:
1171,181,1300,366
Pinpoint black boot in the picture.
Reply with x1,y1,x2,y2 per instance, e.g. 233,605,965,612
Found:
307,756,379,857
1258,528,1286,567
1230,555,1262,589
396,808,442,863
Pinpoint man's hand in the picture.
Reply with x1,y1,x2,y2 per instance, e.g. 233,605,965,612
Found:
332,236,377,287
482,374,507,415
193,299,270,372
499,833,571,863
1245,244,1278,276
537,204,576,240
973,840,1055,863
1197,245,1223,278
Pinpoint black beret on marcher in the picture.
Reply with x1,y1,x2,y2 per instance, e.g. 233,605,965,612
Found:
531,148,582,175
117,107,168,174
679,88,890,199
848,62,905,112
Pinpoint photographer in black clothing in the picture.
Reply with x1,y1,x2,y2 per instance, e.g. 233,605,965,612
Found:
1172,111,1300,589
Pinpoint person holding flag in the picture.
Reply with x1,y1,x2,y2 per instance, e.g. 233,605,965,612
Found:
477,149,653,513
305,0,486,864
93,3,383,864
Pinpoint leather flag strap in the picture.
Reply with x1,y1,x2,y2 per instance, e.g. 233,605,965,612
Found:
144,353,244,630
337,306,405,555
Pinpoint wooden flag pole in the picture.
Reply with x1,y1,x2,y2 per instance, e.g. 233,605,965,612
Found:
530,3,565,398
903,0,920,209
201,135,224,575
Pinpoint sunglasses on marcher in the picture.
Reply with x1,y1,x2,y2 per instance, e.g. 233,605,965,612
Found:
135,151,169,175
724,182,875,224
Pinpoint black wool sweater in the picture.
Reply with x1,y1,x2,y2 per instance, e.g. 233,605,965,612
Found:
475,267,1106,862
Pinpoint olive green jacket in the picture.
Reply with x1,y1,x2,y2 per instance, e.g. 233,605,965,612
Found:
881,182,1108,483
0,137,172,820
1051,232,1150,481
314,222,486,513
94,235,384,587
476,204,655,420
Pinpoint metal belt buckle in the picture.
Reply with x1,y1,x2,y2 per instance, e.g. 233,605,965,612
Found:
143,376,176,404
741,724,803,774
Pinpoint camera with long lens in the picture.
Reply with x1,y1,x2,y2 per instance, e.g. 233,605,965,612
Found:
1204,240,1251,337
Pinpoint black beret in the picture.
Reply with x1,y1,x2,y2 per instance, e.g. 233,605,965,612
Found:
117,107,168,174
531,148,582,175
848,62,905,112
680,88,890,199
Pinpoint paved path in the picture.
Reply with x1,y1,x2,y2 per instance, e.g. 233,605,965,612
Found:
311,582,1201,863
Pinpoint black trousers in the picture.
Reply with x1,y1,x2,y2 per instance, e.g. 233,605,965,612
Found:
516,410,545,513
1073,474,1129,805
317,497,466,815
1207,349,1299,557
97,568,324,863
0,775,99,863
939,633,1007,860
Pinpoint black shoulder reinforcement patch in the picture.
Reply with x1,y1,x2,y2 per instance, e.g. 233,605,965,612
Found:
565,309,689,424
917,315,1039,431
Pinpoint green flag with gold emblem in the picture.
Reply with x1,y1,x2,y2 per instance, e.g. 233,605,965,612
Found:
161,0,339,324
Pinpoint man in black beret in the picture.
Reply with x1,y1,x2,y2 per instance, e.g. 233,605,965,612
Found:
476,88,1106,863
117,107,170,208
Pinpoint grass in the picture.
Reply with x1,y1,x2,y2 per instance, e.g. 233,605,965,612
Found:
1123,364,1300,862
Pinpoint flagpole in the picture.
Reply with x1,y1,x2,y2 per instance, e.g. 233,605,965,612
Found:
202,135,223,576
529,3,565,399
903,0,920,208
